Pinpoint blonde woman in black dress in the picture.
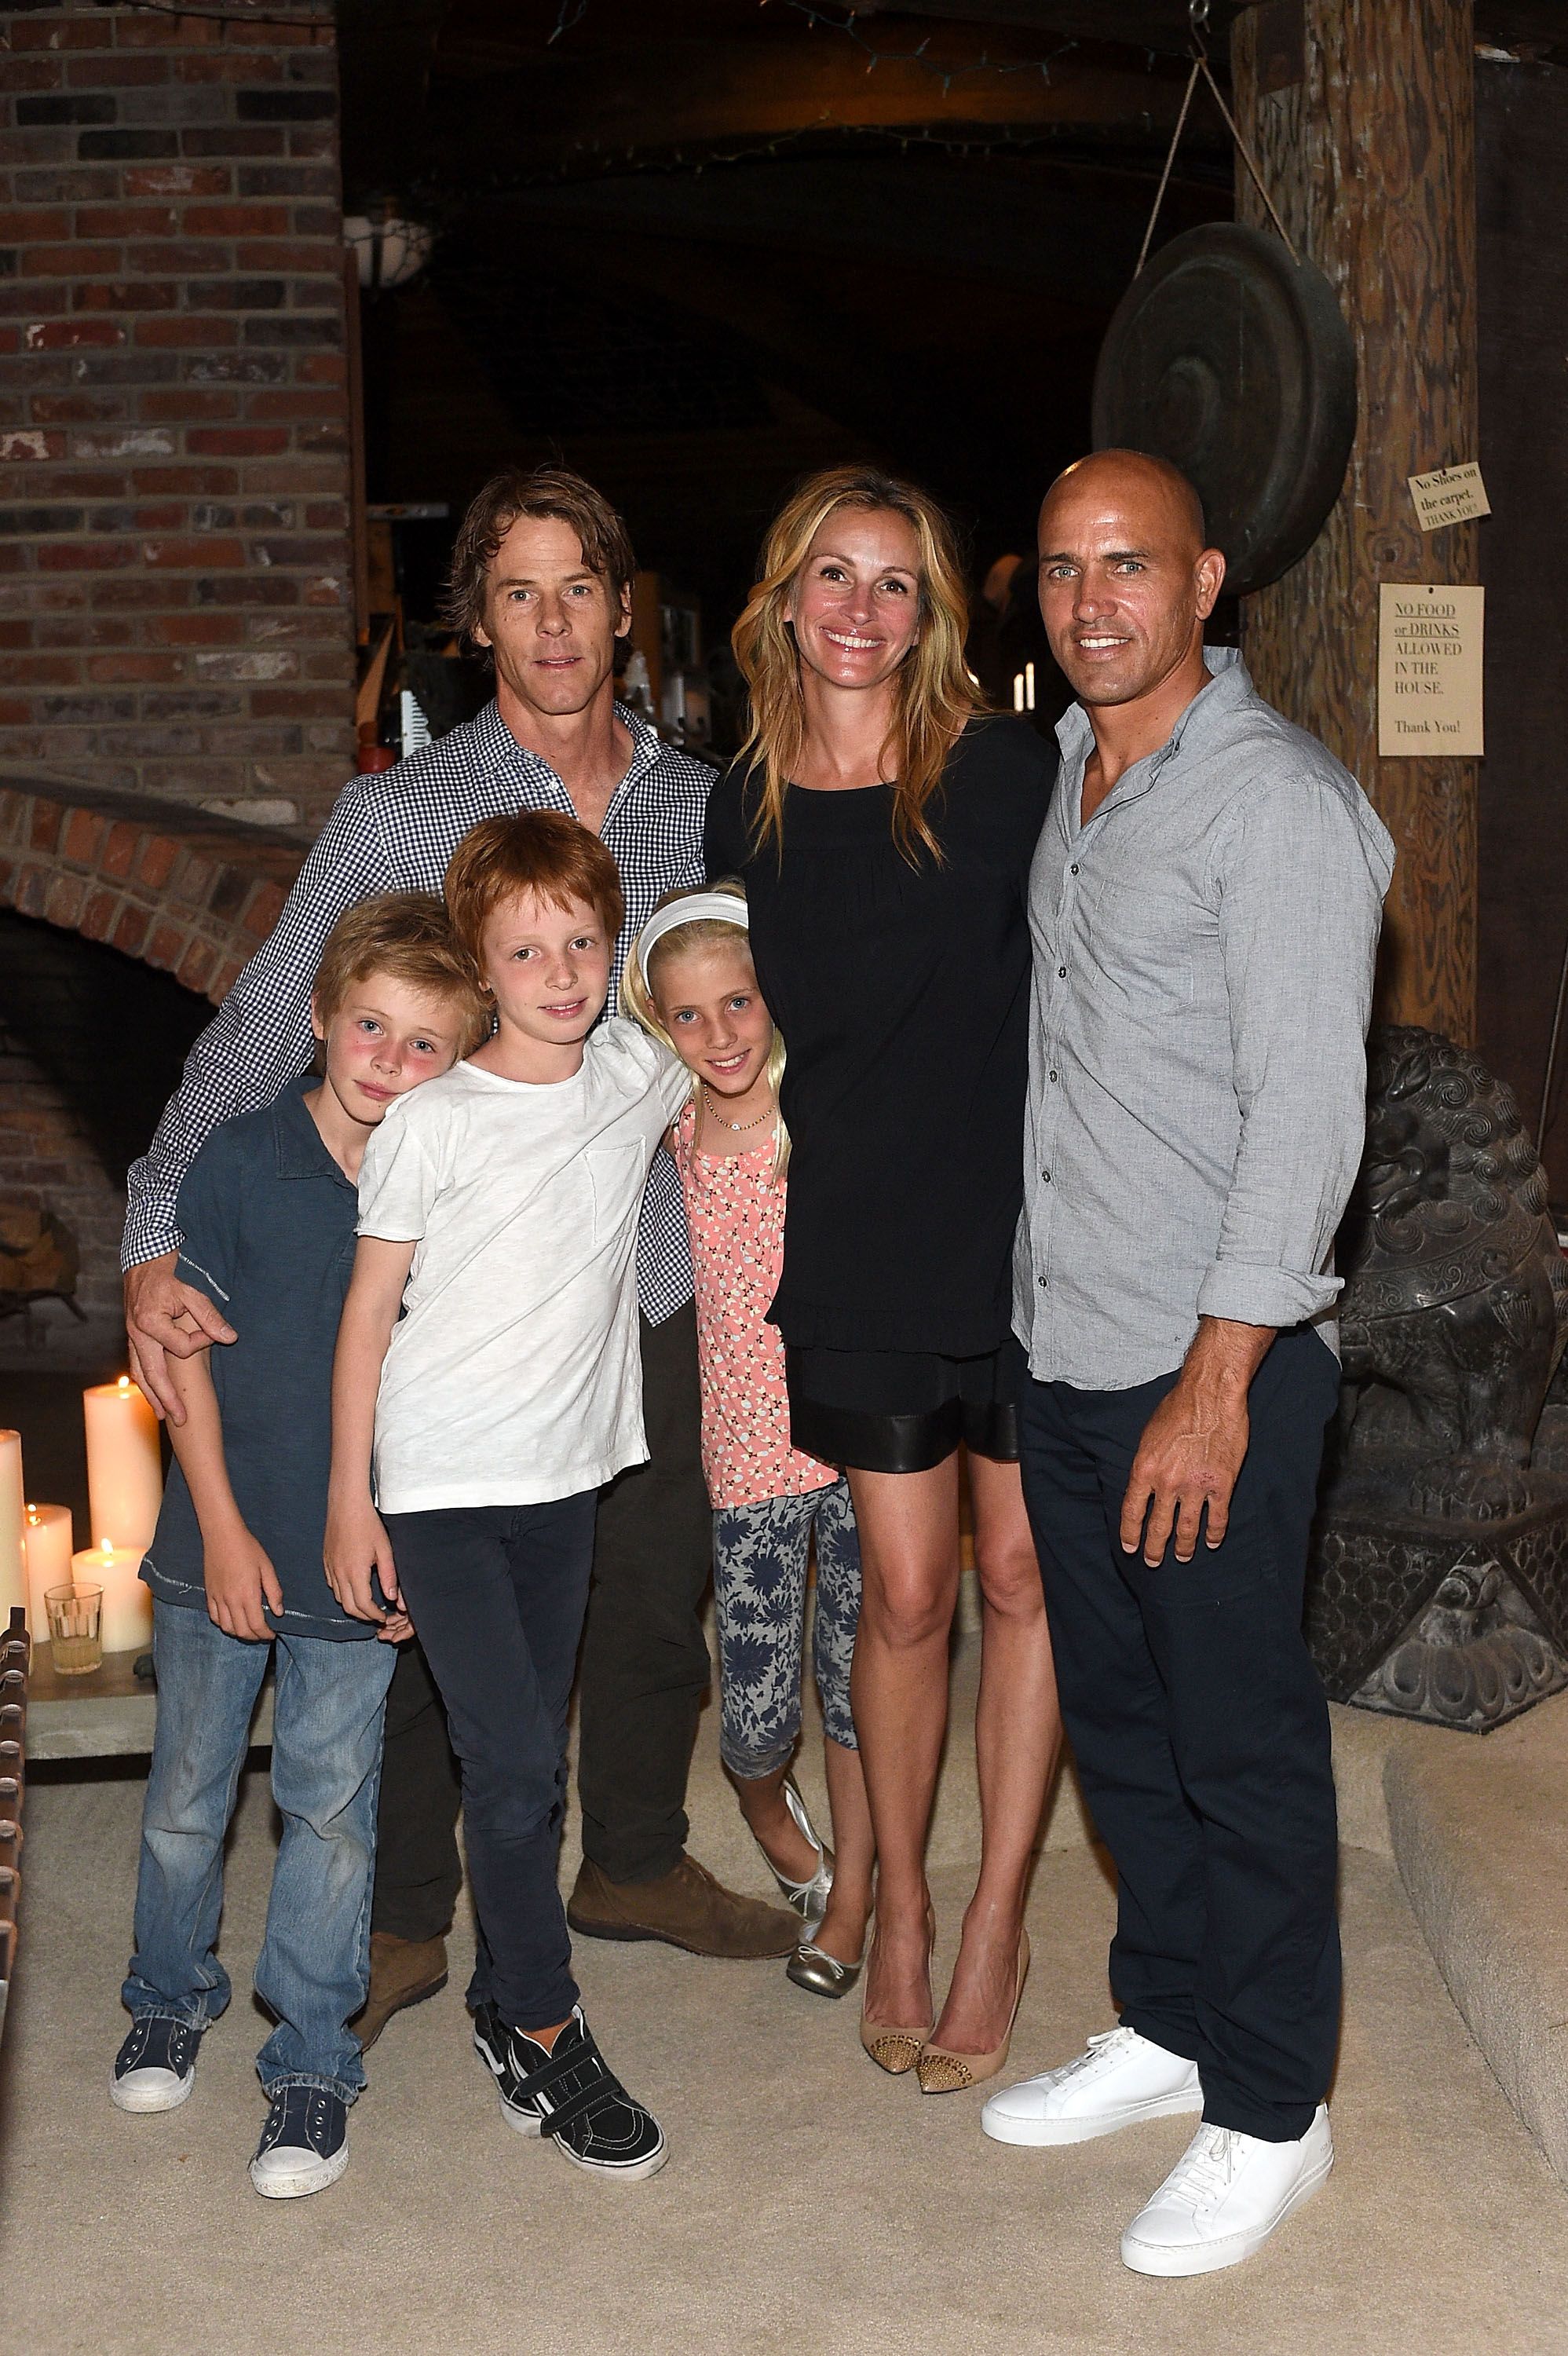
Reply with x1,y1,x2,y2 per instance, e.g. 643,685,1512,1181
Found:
705,466,1062,2091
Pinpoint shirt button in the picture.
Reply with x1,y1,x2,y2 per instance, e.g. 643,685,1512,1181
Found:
1037,1274,1048,1288
1048,1070,1058,1084
1040,1169,1051,1183
1070,863,1080,876
1058,966,1067,979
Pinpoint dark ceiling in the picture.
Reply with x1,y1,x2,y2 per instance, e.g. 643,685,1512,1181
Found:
332,1,1559,627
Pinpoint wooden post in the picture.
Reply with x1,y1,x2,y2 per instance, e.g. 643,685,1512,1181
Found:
1231,0,1479,1042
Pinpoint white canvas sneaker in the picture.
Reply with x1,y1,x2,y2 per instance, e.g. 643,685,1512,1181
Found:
1120,2105,1334,2277
980,2025,1202,2147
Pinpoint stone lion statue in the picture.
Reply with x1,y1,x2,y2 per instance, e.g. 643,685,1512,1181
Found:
1334,1026,1568,1519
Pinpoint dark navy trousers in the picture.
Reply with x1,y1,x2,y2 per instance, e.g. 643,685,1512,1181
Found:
384,1492,598,2032
1015,1324,1341,2142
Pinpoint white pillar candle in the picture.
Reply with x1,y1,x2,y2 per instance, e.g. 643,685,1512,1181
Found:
83,1376,163,1555
23,1503,72,1640
72,1541,152,1655
0,1431,24,1623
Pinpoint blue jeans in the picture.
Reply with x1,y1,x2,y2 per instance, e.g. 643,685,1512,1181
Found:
122,1601,396,2102
713,1480,861,1776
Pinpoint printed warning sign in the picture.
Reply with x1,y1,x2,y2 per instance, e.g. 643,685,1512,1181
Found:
1377,584,1485,758
1408,462,1490,532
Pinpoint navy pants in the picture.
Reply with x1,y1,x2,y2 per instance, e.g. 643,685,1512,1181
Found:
1015,1325,1341,2142
384,1493,598,2032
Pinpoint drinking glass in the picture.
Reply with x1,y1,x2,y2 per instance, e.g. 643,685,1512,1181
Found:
46,1582,103,1676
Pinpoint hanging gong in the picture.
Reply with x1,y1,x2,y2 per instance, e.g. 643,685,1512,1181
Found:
1091,223,1356,597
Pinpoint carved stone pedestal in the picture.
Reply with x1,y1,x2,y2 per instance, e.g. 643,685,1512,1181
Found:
1306,1025,1568,1734
1307,1419,1568,1733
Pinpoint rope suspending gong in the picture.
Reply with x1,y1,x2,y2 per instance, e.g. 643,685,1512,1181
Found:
1135,0,1300,279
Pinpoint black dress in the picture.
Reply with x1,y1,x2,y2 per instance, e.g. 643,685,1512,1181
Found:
704,715,1054,1473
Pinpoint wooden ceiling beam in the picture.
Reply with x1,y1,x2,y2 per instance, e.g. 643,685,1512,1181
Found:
758,1,1246,55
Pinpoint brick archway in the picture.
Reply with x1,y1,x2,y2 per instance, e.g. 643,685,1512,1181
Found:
0,779,305,1008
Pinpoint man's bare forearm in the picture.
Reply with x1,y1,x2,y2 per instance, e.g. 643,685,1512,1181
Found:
1178,1315,1276,1402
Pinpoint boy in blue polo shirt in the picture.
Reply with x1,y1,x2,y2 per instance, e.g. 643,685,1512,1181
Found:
111,893,487,2201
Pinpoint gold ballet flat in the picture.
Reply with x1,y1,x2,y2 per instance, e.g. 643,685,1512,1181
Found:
786,1940,863,2000
916,1929,1030,2094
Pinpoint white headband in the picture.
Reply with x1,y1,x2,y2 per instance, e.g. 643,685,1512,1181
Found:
635,892,750,987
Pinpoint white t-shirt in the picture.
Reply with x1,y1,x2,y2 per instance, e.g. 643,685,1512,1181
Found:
356,1019,689,1513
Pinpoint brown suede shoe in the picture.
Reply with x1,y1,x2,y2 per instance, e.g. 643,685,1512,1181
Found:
351,1932,449,2051
567,1854,799,1959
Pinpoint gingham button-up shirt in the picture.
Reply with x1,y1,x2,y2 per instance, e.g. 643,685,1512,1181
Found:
123,700,712,1323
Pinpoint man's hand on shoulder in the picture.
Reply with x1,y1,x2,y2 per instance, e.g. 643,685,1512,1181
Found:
125,1252,236,1425
1120,1317,1274,1566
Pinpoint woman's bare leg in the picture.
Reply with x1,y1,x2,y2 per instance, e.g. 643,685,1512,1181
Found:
848,1456,962,2029
930,1453,1061,2054
812,1734,875,1966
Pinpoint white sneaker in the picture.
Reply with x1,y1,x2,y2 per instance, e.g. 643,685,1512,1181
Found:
981,2025,1202,2147
1120,2105,1334,2277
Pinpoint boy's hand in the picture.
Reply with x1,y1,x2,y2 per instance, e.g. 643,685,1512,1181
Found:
324,1496,401,1626
204,1524,283,1642
376,1608,415,1644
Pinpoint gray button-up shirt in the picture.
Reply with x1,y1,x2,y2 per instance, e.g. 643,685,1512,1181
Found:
1012,648,1395,1389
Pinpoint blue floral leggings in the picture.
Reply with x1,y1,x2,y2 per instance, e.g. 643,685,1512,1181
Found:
713,1478,862,1778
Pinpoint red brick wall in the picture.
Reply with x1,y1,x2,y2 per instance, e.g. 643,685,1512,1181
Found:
0,2,356,831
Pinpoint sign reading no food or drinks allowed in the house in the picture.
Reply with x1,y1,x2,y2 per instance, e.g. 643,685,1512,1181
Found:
1377,584,1485,758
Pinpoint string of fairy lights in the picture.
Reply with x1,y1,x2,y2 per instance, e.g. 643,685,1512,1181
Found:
758,0,1084,94
503,0,1200,196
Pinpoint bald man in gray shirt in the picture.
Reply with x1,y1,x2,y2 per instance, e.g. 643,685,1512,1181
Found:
982,452,1393,2281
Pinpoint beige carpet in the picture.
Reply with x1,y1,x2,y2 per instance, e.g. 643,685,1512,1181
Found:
4,1673,1568,2356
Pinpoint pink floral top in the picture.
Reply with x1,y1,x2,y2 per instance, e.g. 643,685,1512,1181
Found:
670,1099,839,1510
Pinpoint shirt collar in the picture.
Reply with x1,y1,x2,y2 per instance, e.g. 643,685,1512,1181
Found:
1054,644,1252,787
272,1074,353,1186
473,696,669,808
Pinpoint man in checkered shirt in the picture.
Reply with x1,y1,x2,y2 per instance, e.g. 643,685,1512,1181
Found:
122,468,799,2033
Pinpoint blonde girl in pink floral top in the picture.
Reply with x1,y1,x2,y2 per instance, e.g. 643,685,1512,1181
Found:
626,884,873,1998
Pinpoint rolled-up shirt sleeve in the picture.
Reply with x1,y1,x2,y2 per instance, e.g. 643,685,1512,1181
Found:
122,781,390,1271
1195,776,1389,1332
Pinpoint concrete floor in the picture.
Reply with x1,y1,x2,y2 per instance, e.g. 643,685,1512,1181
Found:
4,1672,1568,2356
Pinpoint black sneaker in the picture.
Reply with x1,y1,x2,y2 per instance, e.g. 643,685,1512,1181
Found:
110,2014,200,2113
472,2002,668,2179
248,2084,349,2199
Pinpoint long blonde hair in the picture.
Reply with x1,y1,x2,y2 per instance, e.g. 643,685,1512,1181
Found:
731,465,982,866
623,880,790,1183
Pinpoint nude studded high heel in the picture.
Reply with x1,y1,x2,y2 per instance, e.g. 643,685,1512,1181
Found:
916,1929,1030,2094
859,1910,936,2076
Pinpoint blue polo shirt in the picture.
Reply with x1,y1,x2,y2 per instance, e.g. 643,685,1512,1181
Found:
141,1075,372,1642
